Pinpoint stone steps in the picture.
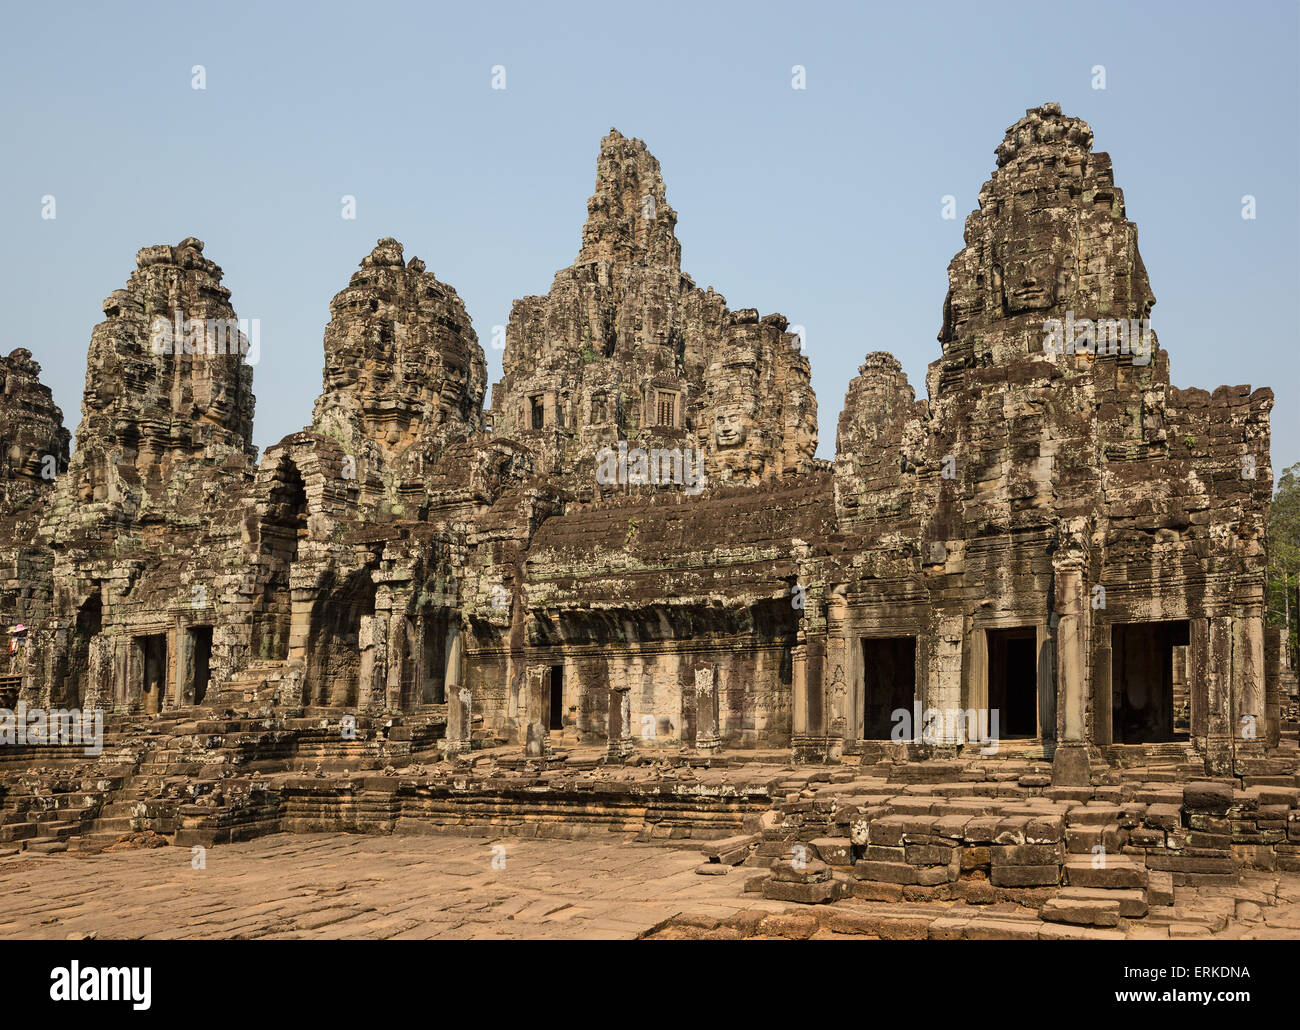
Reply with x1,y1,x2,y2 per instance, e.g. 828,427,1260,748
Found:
1062,855,1147,890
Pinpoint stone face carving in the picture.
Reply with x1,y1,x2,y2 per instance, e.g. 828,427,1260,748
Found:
824,102,1273,771
313,238,486,508
0,348,69,514
0,107,1280,789
65,237,257,512
490,128,817,496
712,406,747,448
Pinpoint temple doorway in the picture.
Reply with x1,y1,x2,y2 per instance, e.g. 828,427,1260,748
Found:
421,612,451,705
188,626,212,705
986,627,1038,738
1112,620,1190,743
137,634,167,715
862,637,916,740
252,458,307,662
549,665,564,730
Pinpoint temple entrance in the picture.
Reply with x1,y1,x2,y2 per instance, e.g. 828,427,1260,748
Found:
252,458,307,662
421,612,451,705
187,626,212,705
862,637,916,740
986,627,1038,738
1112,620,1190,743
305,568,375,706
549,665,564,730
137,634,167,715
64,593,102,708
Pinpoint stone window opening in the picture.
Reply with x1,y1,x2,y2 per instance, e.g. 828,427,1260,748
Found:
862,636,917,740
529,394,545,430
654,390,678,428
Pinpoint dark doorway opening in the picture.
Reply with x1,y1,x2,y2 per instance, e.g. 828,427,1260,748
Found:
138,634,167,715
66,593,102,708
1112,620,1190,743
987,627,1038,738
862,637,917,740
189,626,212,705
306,567,376,707
422,615,448,705
549,665,564,730
253,459,307,661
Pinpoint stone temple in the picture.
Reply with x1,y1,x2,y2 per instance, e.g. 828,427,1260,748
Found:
0,105,1296,936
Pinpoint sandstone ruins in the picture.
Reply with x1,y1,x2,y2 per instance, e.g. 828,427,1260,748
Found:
0,104,1296,938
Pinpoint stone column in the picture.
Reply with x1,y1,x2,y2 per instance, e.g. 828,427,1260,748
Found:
694,666,720,753
1205,615,1234,776
1233,581,1266,759
606,685,632,760
791,639,810,736
1051,544,1090,786
84,635,110,713
444,620,462,699
524,665,550,758
444,621,471,754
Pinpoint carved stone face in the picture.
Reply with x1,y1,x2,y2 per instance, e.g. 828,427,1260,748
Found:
713,408,747,448
994,234,1064,314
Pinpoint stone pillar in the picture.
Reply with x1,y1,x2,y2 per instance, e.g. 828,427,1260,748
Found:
444,621,471,754
1205,615,1234,776
694,666,720,753
447,684,472,755
1051,548,1090,786
84,635,111,713
524,665,550,758
444,620,463,698
791,639,810,736
606,685,632,760
1233,581,1266,758
384,612,405,711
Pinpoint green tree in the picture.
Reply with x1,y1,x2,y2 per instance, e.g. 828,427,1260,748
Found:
1267,462,1300,669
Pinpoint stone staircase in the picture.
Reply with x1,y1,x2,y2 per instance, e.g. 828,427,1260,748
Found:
1049,801,1151,927
213,659,306,709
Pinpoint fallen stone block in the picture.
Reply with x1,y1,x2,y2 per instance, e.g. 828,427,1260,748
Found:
853,859,917,884
990,863,1059,887
1040,896,1121,927
810,837,853,866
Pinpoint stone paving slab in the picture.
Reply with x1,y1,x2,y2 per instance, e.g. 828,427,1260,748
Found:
1,831,1297,940
0,832,785,940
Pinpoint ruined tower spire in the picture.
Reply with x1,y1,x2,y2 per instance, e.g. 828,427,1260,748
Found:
576,128,681,276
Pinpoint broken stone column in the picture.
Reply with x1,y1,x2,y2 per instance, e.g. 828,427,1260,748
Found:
693,666,720,753
524,665,550,758
447,684,472,756
606,684,633,760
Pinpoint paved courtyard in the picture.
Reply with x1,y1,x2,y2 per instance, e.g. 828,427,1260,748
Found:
0,833,764,940
2,832,1299,940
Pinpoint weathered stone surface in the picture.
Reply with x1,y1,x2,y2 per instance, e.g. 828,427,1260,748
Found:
489,128,817,498
0,107,1292,927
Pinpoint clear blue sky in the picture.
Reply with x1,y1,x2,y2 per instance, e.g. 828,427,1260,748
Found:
2,0,1296,481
